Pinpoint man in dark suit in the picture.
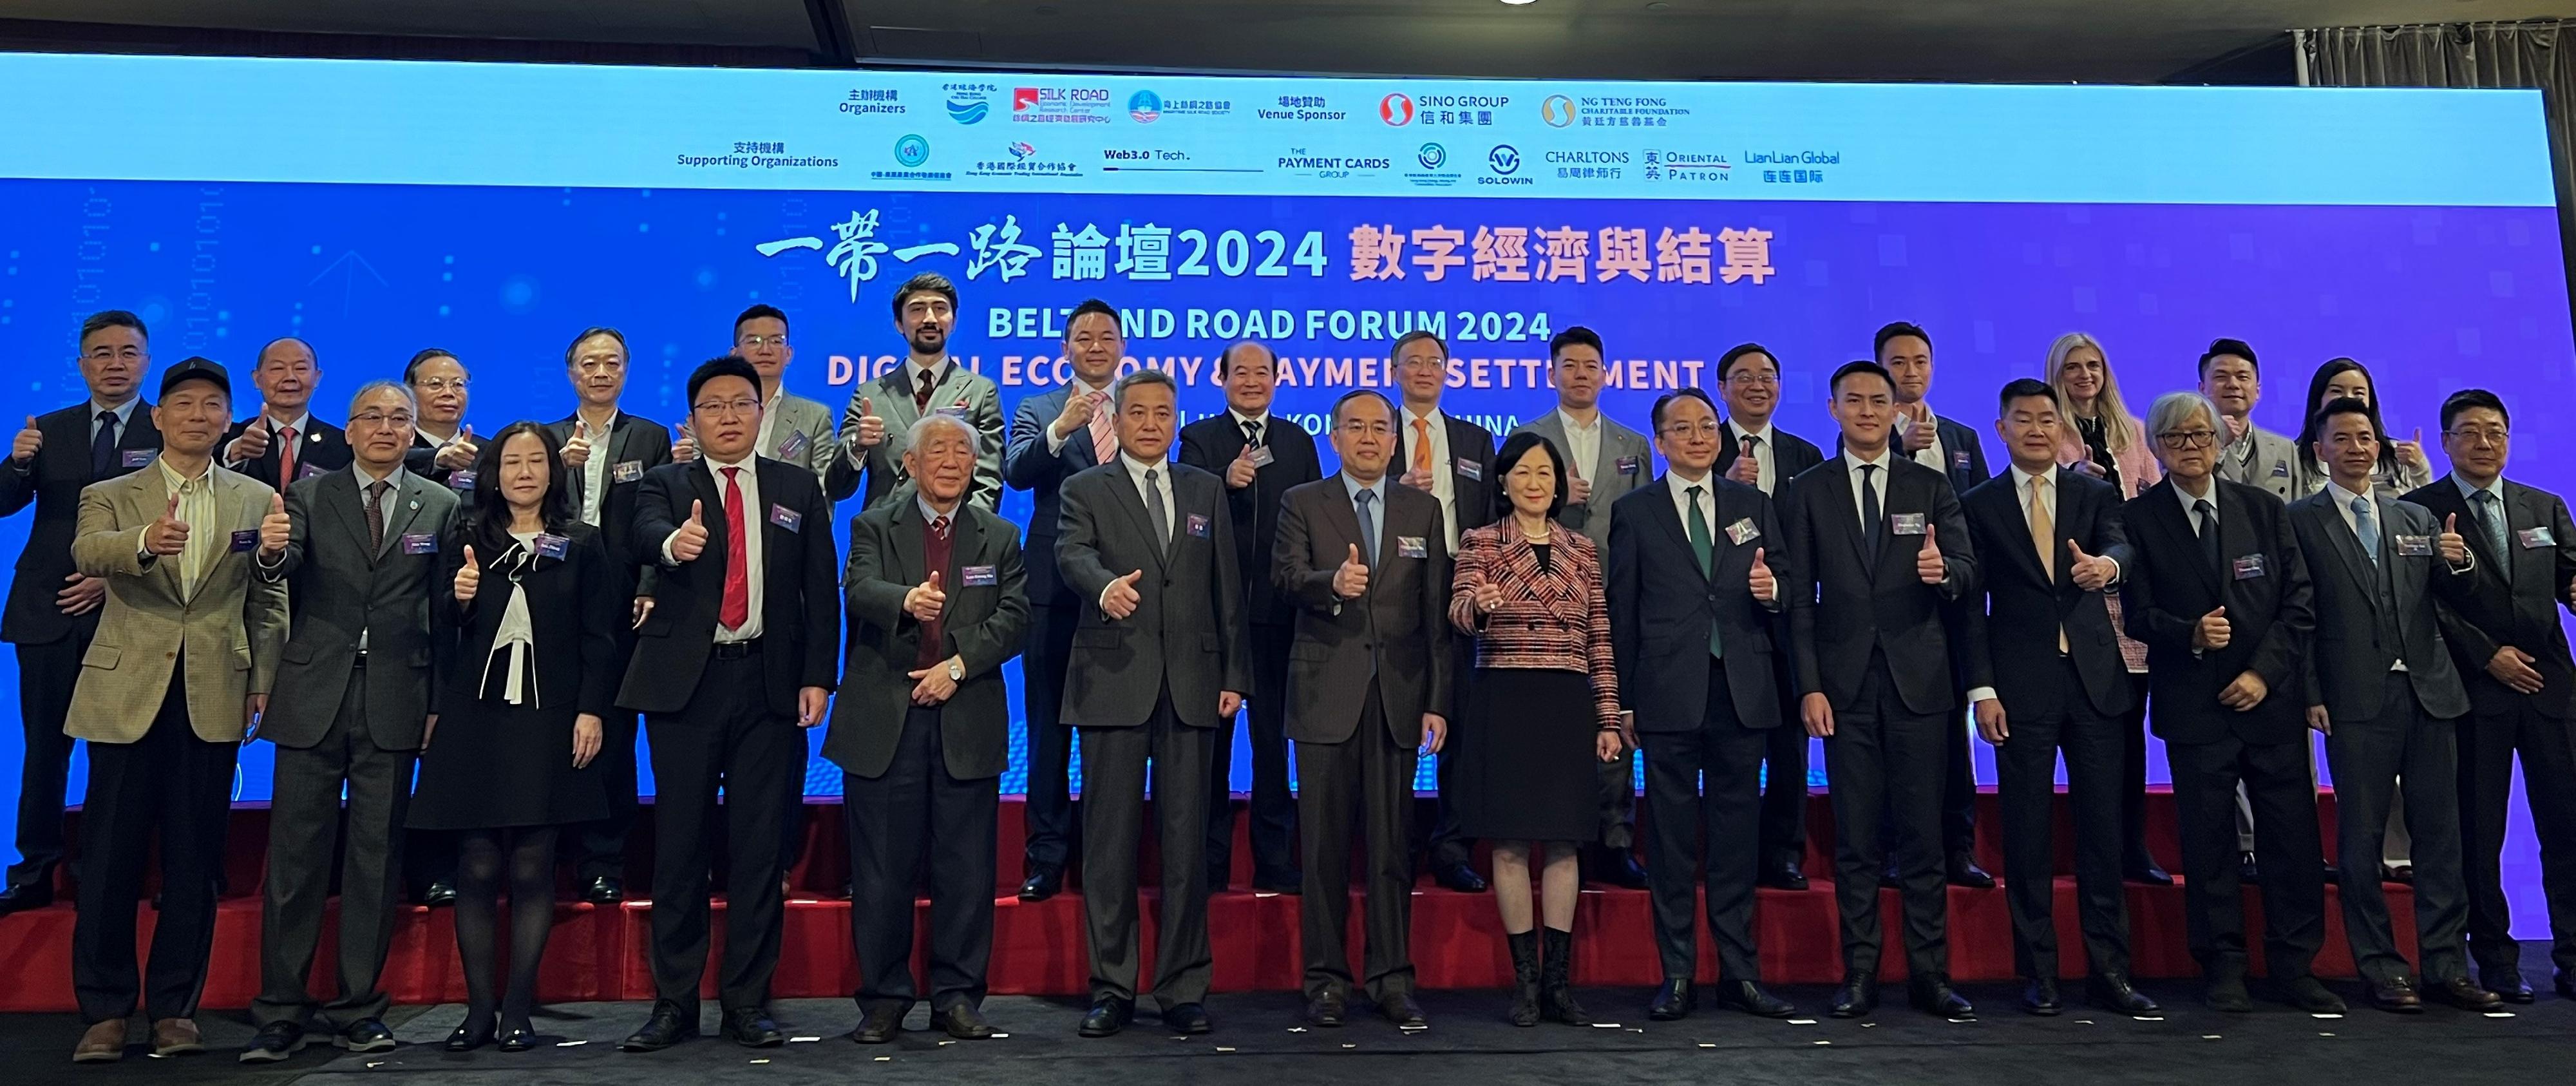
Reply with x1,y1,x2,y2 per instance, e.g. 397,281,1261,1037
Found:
1388,329,1499,893
243,381,460,1060
1712,342,1827,892
0,310,160,916
2288,398,2495,1013
1273,390,1449,1029
826,272,1005,513
614,357,840,1053
1000,298,1124,900
1609,386,1797,1022
2119,390,2341,1015
1178,340,1320,895
1055,367,1250,1038
401,349,477,491
829,412,1029,1044
220,337,350,491
1783,360,1977,1020
2407,388,2576,1002
1874,321,1991,890
1959,379,2157,1017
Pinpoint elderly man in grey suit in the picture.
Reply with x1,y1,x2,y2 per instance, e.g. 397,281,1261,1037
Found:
1056,367,1249,1039
243,380,460,1061
65,357,289,1063
827,272,1003,512
1274,389,1452,1030
1513,325,1653,888
734,303,839,481
831,412,1028,1045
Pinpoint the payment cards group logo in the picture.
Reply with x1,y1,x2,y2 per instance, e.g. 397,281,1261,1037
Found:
894,134,931,167
1128,90,1163,123
1541,95,1578,128
1380,93,1416,126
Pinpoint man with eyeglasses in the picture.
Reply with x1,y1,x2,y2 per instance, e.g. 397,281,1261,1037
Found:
401,350,476,490
734,305,838,482
1711,342,1826,892
828,272,1004,513
222,337,352,489
2118,390,2337,1015
0,310,163,918
2404,389,2576,1002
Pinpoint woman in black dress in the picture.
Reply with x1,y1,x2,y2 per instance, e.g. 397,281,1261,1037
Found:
1447,432,1625,1027
406,421,620,1051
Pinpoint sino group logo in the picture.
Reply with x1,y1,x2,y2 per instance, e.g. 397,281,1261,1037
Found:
1381,93,1416,126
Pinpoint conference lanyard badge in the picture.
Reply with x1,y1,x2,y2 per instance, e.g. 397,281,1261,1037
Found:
1725,517,1761,546
1951,450,1972,470
1890,512,1927,536
962,564,998,587
1186,512,1211,538
533,533,571,560
779,431,808,461
612,460,645,484
1455,457,1482,481
1247,446,1275,468
1617,455,1642,477
2521,527,2557,549
400,533,439,555
769,504,802,533
1397,536,1428,559
448,470,477,490
2394,534,2434,558
2233,554,2268,580
229,529,257,553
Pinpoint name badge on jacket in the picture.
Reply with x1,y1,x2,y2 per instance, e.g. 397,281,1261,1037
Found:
768,503,802,532
298,462,327,481
1396,535,1427,559
612,460,644,484
1616,455,1642,477
448,470,477,490
1725,517,1761,546
121,449,157,468
400,533,439,555
1455,457,1481,481
533,533,571,560
2233,554,2268,580
961,564,998,587
1890,512,1927,536
779,431,808,461
2521,526,2557,549
1247,446,1275,468
938,403,969,419
2271,461,2291,479
231,529,257,553
1951,450,1972,470
1186,512,1211,538
2394,534,2434,558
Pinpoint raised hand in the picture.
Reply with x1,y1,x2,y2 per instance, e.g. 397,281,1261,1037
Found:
2193,605,2231,652
1899,406,1937,453
1332,543,1370,599
453,544,482,603
1727,448,1759,485
2067,538,2117,591
670,421,700,463
11,415,39,464
1747,545,1776,602
1101,568,1144,620
1472,577,1506,617
433,424,479,472
225,417,274,463
1226,443,1258,489
1051,388,1096,441
2439,512,2469,566
2394,426,2429,470
905,569,947,624
561,419,594,468
257,493,291,558
853,397,886,448
1915,523,1946,584
1567,475,1593,506
1399,466,1435,491
2072,456,2108,479
142,492,189,557
669,500,709,562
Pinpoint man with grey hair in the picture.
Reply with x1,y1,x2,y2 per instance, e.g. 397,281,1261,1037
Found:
244,378,461,1060
222,336,350,490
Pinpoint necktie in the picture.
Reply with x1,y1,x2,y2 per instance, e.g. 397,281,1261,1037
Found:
1144,468,1171,555
1243,419,1264,450
2030,475,2068,652
1088,392,1115,465
2353,495,2380,566
1356,488,1379,568
2472,490,2508,561
1685,484,1722,658
277,424,298,488
364,479,388,553
720,466,750,629
914,367,937,415
918,515,951,669
1858,464,1883,558
1741,434,1764,493
2195,498,2221,572
91,410,118,477
1412,417,1432,476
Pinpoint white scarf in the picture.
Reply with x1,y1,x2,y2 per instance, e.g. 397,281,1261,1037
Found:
479,535,542,707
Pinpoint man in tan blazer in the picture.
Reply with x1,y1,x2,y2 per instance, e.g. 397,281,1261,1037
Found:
65,357,290,1064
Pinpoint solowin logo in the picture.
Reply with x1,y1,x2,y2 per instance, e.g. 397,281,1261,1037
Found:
894,134,931,167
1417,142,1447,170
1487,144,1521,175
1380,93,1415,126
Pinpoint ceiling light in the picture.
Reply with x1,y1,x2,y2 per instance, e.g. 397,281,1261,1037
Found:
1501,0,1539,6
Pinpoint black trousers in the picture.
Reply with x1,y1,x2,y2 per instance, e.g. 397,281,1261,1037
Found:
8,636,84,888
1423,638,1477,869
1756,686,1810,870
1824,654,1949,979
1641,665,1766,982
2119,672,2160,867
845,705,998,1014
1077,687,1213,1008
71,664,238,1024
1208,621,1298,887
571,707,641,884
1298,682,1417,1003
1993,660,2131,981
643,650,801,1015
2324,673,2468,985
2457,696,2576,978
2167,732,2325,981
252,667,415,1029
1020,602,1081,871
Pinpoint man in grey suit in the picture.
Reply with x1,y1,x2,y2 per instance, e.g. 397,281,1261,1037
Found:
826,272,1004,512
829,413,1029,1044
1513,325,1652,888
734,304,839,481
1055,367,1249,1039
2286,398,2497,1013
243,380,460,1060
1273,390,1450,1030
2204,339,2298,502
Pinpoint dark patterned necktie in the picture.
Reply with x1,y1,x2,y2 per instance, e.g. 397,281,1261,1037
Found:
91,410,118,477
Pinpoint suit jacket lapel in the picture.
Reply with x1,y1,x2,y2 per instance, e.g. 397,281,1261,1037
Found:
2155,482,2223,596
1985,482,2051,588
889,494,929,585
1820,461,1874,576
1643,476,1702,580
606,415,638,476
1316,481,1369,567
1104,464,1168,571
2507,484,2545,593
318,470,367,561
2306,492,2379,603
688,462,728,576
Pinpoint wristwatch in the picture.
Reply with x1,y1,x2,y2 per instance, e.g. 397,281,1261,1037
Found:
945,659,965,682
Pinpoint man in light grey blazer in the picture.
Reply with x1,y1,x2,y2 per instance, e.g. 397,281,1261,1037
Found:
826,273,1003,511
2202,338,2298,502
1512,325,1653,888
734,303,838,481
244,379,460,1060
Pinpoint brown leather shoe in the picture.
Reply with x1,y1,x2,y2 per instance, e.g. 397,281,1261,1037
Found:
71,1020,126,1063
149,1018,204,1057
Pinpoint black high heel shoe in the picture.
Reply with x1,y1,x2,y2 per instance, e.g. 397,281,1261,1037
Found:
497,1024,536,1053
445,1014,497,1053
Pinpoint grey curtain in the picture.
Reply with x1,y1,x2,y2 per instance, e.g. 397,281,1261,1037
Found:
2299,21,2576,310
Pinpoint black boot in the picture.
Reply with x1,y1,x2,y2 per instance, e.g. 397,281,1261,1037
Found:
1539,927,1593,1026
1506,931,1540,1027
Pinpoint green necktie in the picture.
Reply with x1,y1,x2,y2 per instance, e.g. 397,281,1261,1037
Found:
1687,484,1723,658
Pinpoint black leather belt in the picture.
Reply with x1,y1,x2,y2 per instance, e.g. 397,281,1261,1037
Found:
710,638,763,660
351,649,368,667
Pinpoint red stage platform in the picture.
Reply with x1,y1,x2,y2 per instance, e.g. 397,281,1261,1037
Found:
0,788,2407,1013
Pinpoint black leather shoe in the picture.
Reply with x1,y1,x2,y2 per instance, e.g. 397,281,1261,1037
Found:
2239,852,2261,884
2206,975,2254,1013
1757,859,1808,891
336,1018,396,1053
444,1016,495,1053
2381,862,2414,885
2088,974,2160,1016
619,1002,698,1052
1715,980,1796,1018
2486,971,2535,1004
2022,978,2063,1016
2125,862,2174,886
1912,978,1975,1019
1829,973,1879,1018
851,1005,903,1044
2367,977,2423,1014
582,875,623,905
1432,861,1488,893
1078,996,1132,1038
1251,870,1303,895
1019,864,1065,902
1161,1003,1213,1034
724,1009,785,1047
1379,993,1427,1029
938,1004,994,1039
2429,977,2502,1011
1306,992,1347,1027
2283,975,2349,1014
238,1022,307,1063
497,1026,536,1053
0,879,55,917
419,877,457,908
2557,969,2576,999
1589,846,1650,890
1946,855,1995,889
1648,978,1694,1020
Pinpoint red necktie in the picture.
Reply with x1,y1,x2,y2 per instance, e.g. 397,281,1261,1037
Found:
277,424,298,488
720,466,750,630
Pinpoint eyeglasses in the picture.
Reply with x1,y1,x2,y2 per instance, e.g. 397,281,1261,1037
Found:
1658,421,1721,438
692,399,762,419
412,378,469,393
1337,420,1393,437
737,334,789,348
2445,427,2510,447
2157,429,2219,449
350,412,417,428
1724,372,1779,387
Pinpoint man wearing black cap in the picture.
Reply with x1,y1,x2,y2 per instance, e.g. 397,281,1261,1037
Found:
66,357,290,1063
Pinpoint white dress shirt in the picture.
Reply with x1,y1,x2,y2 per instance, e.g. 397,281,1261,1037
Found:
755,386,786,452
1229,408,1273,447
1557,408,1604,483
350,461,407,651
664,453,766,642
1402,406,1460,553
91,397,141,443
151,455,222,595
1043,377,1116,455
1727,419,1778,495
2174,474,2221,531
1669,466,1718,538
1842,447,1898,535
578,409,620,527
1899,408,1947,473
2324,478,2407,671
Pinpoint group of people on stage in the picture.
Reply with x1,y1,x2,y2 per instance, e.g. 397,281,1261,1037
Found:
5,273,2574,1065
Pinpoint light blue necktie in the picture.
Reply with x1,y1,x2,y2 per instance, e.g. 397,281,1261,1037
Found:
2353,495,2380,565
1355,488,1379,567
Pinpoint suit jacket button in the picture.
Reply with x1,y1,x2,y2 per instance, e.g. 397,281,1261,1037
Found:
166,651,176,660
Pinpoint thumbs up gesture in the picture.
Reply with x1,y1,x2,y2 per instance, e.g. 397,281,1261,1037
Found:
2067,538,2117,591
433,424,480,472
257,493,291,558
670,499,710,562
1226,443,1258,489
453,544,482,604
144,491,189,556
905,569,947,624
11,415,40,464
853,396,886,449
225,417,273,463
561,419,594,468
670,421,700,463
1332,542,1370,599
1472,576,1506,617
1748,545,1777,602
2439,512,2469,566
1915,523,1946,584
1727,446,1759,485
2394,426,2429,471
1101,568,1144,620
2193,605,2232,652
